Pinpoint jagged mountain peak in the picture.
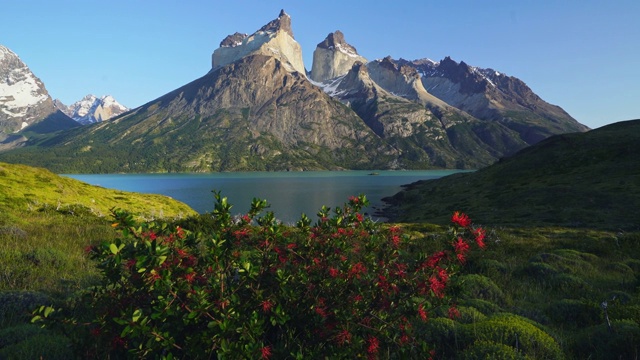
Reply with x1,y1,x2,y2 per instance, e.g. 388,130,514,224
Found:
258,9,294,38
0,44,75,136
316,30,359,55
56,94,128,125
310,30,367,82
211,10,305,75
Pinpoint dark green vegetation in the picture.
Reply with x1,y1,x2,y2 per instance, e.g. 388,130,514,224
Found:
1,115,639,358
383,119,640,231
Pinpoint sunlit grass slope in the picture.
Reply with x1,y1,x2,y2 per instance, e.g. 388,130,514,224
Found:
0,162,196,223
0,162,196,293
383,119,640,230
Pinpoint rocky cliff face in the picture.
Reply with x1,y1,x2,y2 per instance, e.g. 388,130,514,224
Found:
403,57,588,142
0,45,75,134
310,31,368,82
56,94,128,124
211,10,306,75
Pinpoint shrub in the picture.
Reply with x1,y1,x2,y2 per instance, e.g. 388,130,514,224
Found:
34,195,486,359
469,313,564,359
454,306,487,324
460,298,503,316
0,323,46,348
522,262,558,279
0,291,50,327
545,299,601,327
461,340,529,360
458,274,506,305
570,320,640,359
0,332,72,360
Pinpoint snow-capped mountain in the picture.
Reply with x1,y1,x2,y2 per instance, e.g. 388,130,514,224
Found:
56,95,128,124
0,45,74,134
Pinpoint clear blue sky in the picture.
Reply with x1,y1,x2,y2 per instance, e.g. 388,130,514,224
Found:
2,0,638,129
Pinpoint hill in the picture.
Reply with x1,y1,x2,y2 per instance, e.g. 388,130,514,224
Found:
0,162,196,223
381,119,640,230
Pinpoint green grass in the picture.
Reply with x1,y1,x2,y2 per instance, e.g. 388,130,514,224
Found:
382,119,640,231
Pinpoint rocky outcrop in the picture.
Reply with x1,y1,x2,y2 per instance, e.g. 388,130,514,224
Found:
0,45,76,134
310,31,368,82
211,10,305,75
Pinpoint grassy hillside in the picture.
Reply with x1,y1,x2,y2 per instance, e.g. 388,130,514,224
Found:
0,162,196,293
0,162,196,222
382,119,640,230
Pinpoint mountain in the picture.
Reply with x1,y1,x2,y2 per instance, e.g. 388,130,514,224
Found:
0,11,588,173
381,119,640,230
212,9,305,75
399,57,589,143
0,11,397,173
0,45,77,140
309,30,368,82
55,95,128,124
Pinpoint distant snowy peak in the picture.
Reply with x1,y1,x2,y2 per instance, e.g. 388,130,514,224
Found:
58,94,128,125
0,45,54,132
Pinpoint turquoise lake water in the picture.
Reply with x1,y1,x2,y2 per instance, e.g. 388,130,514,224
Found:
64,170,463,223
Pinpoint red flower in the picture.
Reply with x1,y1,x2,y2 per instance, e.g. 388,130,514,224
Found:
175,226,185,239
348,262,367,279
473,227,486,248
356,213,364,222
328,267,340,278
451,211,471,227
111,336,126,349
424,251,447,269
336,329,352,346
429,275,446,298
183,272,196,283
260,345,272,359
367,336,380,354
418,303,428,322
448,305,461,319
390,235,401,248
261,300,274,313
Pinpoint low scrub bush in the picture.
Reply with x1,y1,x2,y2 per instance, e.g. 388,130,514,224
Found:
468,313,564,359
571,319,640,360
461,340,528,360
458,274,506,305
0,291,50,328
545,299,601,327
33,195,487,359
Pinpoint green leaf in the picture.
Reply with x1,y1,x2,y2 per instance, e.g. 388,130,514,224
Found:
132,309,142,322
109,243,119,254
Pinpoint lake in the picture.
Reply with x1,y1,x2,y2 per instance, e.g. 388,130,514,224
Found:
64,170,463,224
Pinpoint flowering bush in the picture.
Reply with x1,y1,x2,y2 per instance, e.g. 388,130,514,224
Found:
33,193,485,359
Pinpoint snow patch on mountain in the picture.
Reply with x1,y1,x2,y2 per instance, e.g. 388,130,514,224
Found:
0,45,49,119
57,94,128,125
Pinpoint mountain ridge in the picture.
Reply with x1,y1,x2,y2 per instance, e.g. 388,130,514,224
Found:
0,10,588,173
